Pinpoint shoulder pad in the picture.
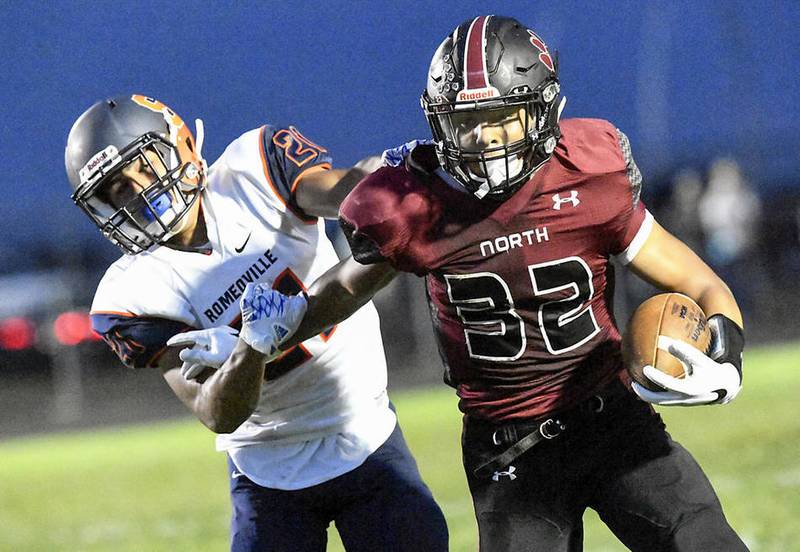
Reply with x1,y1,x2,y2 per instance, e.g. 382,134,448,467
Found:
554,118,627,175
91,258,195,325
339,166,433,272
260,124,333,222
341,166,421,226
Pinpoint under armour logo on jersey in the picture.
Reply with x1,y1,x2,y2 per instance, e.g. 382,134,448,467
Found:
492,465,517,481
552,191,580,210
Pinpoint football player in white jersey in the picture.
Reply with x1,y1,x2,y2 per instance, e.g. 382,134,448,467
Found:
64,95,448,552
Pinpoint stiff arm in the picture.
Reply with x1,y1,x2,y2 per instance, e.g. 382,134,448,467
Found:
284,256,397,347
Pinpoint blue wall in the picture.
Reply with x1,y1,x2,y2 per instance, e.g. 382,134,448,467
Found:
1,0,797,256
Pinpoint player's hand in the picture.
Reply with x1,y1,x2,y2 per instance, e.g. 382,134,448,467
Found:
631,336,742,406
239,283,307,360
353,155,385,175
381,139,434,167
167,326,239,380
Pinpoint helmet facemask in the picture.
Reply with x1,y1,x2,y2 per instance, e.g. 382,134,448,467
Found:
72,132,203,254
423,80,562,201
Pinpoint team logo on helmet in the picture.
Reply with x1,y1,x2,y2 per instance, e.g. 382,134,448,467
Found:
527,29,555,72
130,95,185,130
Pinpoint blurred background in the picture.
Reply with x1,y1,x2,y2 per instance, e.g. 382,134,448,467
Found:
1,1,798,550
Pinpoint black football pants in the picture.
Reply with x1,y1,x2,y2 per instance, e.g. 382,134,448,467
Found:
462,380,748,552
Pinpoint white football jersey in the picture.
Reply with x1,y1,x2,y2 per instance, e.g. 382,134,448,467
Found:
91,125,396,489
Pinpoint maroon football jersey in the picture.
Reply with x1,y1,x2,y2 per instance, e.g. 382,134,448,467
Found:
340,118,650,421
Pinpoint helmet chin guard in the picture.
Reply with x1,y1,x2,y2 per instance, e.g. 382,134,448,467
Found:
421,15,563,201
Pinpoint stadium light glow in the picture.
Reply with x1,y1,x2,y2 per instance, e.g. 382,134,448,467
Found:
53,311,97,346
0,317,37,350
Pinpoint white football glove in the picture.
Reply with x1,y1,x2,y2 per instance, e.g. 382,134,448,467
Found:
166,326,239,381
381,139,434,167
631,335,742,406
239,283,307,359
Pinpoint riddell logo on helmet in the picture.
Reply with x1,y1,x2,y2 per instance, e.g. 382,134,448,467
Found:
457,87,499,101
79,145,119,184
86,151,109,171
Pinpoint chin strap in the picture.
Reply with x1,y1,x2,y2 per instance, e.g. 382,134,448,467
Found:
473,182,491,199
194,118,208,173
467,156,524,200
557,96,567,121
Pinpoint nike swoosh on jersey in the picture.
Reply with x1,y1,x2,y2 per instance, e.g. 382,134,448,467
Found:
235,232,252,253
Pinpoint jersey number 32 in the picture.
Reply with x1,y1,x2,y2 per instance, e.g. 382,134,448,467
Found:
444,256,600,361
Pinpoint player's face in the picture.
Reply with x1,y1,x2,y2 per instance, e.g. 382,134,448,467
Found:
446,106,532,177
97,148,168,209
90,145,199,243
450,106,528,150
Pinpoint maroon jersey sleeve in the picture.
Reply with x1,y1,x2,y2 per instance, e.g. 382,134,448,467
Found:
339,166,435,275
605,128,648,258
557,119,648,259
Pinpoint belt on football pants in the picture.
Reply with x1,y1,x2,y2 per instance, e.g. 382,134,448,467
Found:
472,379,630,479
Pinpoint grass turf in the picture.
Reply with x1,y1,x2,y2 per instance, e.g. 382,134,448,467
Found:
0,342,797,551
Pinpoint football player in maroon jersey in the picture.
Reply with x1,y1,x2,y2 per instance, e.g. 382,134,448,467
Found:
262,15,748,551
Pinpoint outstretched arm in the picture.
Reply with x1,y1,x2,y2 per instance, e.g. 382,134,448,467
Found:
163,257,395,429
295,156,383,219
286,256,397,346
159,153,389,430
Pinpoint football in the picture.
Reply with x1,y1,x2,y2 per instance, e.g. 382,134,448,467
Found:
622,293,712,391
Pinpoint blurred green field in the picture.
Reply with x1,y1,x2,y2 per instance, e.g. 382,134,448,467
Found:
1,342,798,551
